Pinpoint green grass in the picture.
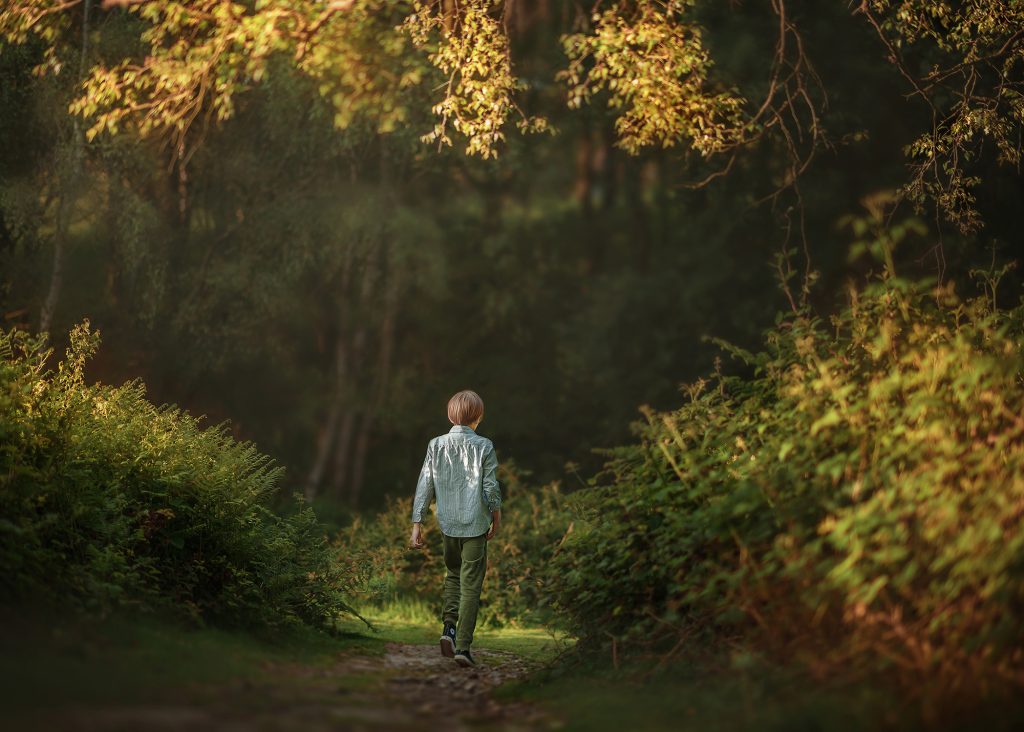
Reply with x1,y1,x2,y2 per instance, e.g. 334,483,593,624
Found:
344,599,572,663
0,606,379,715
473,625,570,664
501,652,901,732
500,649,1024,732
2,600,567,719
17,603,1022,731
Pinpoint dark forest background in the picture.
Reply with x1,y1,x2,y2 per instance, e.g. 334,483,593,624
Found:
4,1,1021,519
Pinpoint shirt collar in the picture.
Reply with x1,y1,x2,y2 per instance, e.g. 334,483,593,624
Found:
449,424,476,435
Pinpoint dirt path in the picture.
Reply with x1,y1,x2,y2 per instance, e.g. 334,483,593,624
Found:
22,643,555,732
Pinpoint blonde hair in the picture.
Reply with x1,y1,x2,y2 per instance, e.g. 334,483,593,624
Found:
447,390,484,426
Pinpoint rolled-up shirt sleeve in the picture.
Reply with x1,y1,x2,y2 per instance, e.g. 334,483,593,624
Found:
411,443,435,523
482,443,501,513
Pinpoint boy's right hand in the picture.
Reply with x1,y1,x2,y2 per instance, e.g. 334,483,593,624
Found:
410,522,425,549
486,511,501,540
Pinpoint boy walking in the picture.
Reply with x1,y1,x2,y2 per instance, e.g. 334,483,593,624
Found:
410,390,501,668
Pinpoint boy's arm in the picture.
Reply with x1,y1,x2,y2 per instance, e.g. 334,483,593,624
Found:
410,444,434,549
482,443,501,538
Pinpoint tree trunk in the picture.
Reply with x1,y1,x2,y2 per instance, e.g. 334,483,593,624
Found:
627,158,653,271
328,246,379,499
327,325,363,499
347,266,399,507
329,410,357,499
39,192,71,333
595,126,616,211
305,329,350,501
304,244,357,500
574,126,594,215
40,0,92,334
442,0,456,32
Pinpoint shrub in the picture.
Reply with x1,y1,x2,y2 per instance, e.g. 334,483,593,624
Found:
0,322,357,630
340,464,573,626
549,274,1024,703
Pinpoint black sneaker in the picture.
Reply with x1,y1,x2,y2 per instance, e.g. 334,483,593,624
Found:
439,622,456,658
453,649,476,668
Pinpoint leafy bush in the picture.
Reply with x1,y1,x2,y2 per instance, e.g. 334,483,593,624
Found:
340,464,572,626
550,274,1024,702
0,322,357,629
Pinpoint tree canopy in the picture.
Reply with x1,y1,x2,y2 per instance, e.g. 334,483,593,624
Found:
5,0,1024,228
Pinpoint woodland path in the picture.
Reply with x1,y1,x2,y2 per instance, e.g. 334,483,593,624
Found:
21,642,556,732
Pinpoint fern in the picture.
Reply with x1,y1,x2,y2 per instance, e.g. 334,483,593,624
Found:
0,321,358,630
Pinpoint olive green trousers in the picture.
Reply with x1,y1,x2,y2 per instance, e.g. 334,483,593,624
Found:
441,532,488,651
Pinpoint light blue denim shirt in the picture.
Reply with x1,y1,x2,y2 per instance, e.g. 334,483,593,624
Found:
411,424,501,537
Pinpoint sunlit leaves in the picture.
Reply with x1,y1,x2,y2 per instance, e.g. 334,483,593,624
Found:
864,0,1024,231
71,2,302,149
3,1,421,155
402,0,548,158
2,0,543,159
299,0,424,135
0,0,74,48
549,249,1024,692
561,1,748,155
1,0,747,160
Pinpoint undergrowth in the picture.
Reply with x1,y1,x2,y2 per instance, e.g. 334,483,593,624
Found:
551,268,1024,712
0,322,358,630
340,464,573,627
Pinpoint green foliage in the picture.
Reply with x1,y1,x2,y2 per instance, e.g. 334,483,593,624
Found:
0,0,422,154
340,465,573,626
863,1,1024,231
403,0,549,158
561,1,747,155
5,0,1024,230
550,268,1024,702
0,321,358,629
